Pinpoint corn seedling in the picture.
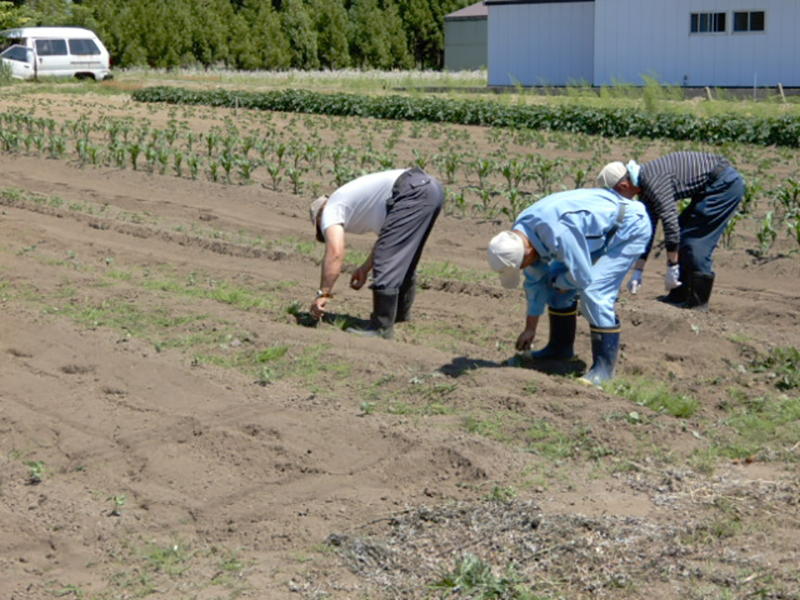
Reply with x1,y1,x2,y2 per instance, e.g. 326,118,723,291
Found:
756,211,777,257
266,162,282,190
787,213,800,251
774,177,800,217
237,157,260,185
287,167,305,194
722,211,743,249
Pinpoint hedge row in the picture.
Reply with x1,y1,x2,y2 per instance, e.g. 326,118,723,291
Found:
131,86,800,147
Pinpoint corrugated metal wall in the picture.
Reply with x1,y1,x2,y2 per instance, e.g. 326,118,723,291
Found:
487,1,595,86
595,0,800,87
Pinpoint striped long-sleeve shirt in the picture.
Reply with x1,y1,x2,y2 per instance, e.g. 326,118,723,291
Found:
638,151,728,258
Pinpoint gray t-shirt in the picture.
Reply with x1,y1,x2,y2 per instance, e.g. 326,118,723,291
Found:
321,170,406,236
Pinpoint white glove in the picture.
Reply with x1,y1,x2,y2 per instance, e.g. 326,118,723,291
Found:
627,269,643,294
664,264,682,291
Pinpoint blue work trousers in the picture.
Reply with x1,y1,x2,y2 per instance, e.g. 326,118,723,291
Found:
679,166,745,276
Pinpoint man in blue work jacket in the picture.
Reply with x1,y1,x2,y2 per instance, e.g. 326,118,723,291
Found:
487,184,651,385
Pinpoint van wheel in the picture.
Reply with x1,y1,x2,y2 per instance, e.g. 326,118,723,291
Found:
75,73,96,81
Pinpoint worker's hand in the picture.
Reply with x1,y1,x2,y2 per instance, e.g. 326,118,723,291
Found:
350,265,370,290
516,328,537,352
310,296,329,320
664,264,681,291
627,269,643,294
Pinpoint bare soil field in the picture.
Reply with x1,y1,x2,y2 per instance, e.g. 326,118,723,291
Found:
0,91,799,600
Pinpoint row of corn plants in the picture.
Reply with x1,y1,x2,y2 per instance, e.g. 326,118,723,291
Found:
1,103,799,255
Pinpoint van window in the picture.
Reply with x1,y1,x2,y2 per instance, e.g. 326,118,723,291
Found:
35,39,68,56
69,39,100,55
1,45,31,62
0,36,24,53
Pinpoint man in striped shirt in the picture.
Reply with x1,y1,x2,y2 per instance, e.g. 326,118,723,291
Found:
598,152,745,310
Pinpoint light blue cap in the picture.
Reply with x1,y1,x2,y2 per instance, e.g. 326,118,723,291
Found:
626,160,641,187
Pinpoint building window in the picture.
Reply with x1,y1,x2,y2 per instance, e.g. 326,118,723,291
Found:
691,12,726,33
733,11,765,32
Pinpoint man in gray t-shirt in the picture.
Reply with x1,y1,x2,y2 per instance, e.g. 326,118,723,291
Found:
309,168,444,339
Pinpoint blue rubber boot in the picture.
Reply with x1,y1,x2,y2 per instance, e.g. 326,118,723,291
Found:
580,319,621,386
531,304,577,360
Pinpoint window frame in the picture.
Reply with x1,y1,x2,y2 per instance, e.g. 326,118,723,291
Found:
733,10,766,33
690,11,727,34
1,44,32,63
68,38,101,56
34,38,68,57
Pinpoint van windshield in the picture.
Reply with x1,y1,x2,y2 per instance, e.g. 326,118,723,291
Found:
1,45,32,63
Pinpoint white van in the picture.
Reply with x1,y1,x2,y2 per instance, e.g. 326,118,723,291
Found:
0,27,112,81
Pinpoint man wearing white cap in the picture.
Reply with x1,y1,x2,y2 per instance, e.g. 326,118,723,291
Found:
487,188,651,385
598,152,744,310
309,168,444,339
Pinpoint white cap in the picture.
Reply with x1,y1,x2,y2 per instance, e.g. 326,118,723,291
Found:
309,195,328,225
487,231,524,289
597,162,628,189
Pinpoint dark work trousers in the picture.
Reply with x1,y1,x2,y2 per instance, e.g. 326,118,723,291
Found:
371,168,444,292
678,166,745,276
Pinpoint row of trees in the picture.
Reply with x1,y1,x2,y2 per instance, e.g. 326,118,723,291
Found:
0,0,469,70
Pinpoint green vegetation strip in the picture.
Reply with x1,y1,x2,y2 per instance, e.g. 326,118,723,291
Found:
133,86,800,147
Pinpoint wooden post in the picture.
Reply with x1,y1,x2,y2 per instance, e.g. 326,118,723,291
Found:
778,83,786,103
704,86,713,101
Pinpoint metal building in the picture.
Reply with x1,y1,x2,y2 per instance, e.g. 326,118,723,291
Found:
487,0,800,87
445,1,488,71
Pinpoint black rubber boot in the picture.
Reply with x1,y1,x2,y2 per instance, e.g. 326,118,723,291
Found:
347,289,398,339
683,272,714,311
661,284,688,305
395,277,416,323
530,304,577,360
580,320,621,386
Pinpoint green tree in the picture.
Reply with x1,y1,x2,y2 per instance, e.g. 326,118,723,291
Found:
311,0,349,69
280,0,319,69
383,0,412,68
240,0,290,69
189,0,233,67
0,1,32,29
348,0,390,68
27,0,72,25
398,0,463,68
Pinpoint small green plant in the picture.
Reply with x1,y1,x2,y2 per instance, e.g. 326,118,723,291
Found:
756,211,777,256
0,59,14,86
359,401,376,415
25,460,46,485
774,177,800,216
604,377,700,418
787,212,800,251
749,346,800,390
430,553,532,599
721,211,743,248
107,493,127,516
483,484,517,503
